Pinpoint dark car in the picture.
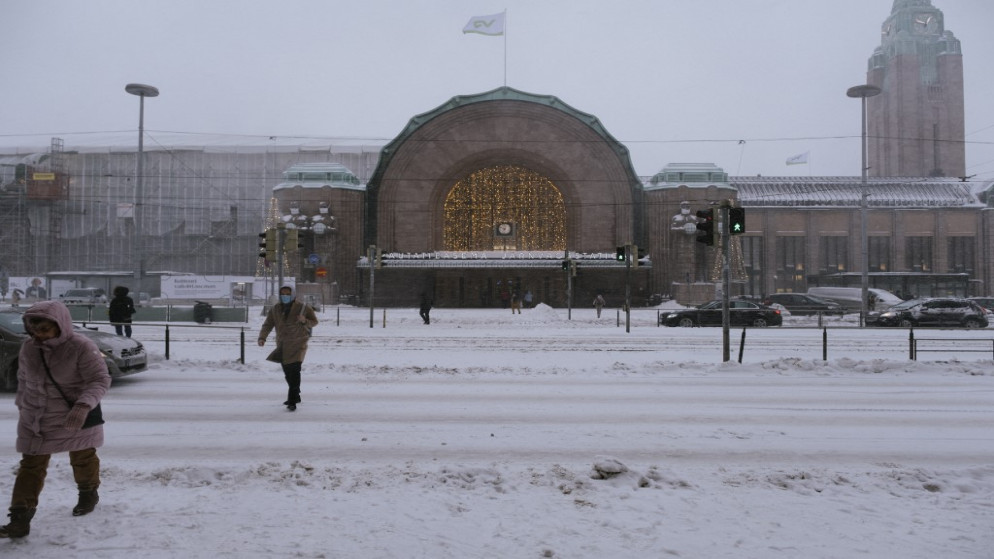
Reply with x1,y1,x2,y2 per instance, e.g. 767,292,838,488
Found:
763,293,844,316
871,298,989,328
0,309,148,392
661,300,782,328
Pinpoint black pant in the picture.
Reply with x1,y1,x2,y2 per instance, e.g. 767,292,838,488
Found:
419,308,430,324
281,361,302,404
114,323,133,338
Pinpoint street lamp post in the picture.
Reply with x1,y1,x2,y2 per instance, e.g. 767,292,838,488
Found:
125,83,159,298
847,84,881,326
282,202,335,282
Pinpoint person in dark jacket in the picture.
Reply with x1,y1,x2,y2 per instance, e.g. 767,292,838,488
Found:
419,292,433,325
258,286,318,411
0,300,111,539
107,286,136,338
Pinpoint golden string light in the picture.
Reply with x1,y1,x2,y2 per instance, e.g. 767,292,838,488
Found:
443,165,566,251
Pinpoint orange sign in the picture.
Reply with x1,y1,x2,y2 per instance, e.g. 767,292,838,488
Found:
315,267,328,278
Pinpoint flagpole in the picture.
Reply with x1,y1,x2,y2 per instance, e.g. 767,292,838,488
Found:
503,10,508,87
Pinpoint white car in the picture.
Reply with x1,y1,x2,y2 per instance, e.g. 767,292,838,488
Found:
60,288,108,306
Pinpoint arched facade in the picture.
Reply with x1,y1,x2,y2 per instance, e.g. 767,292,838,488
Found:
363,87,647,308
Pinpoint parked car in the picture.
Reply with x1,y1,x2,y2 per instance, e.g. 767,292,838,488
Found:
870,298,989,328
60,288,107,306
661,300,782,328
0,309,147,392
763,293,844,316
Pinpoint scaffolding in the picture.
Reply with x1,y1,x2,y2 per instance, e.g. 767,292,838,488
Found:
1,139,380,283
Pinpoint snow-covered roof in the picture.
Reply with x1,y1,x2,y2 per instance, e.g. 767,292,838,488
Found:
358,251,649,269
730,176,986,208
273,162,366,191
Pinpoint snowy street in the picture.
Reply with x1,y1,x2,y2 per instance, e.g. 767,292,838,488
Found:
1,305,992,558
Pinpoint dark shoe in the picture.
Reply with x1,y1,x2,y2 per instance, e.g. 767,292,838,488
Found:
0,507,36,538
72,489,99,516
287,403,296,411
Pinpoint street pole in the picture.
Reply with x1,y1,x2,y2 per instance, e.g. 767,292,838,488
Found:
125,83,159,298
368,245,376,328
720,202,731,362
625,244,631,333
847,84,882,327
565,249,572,320
276,223,286,294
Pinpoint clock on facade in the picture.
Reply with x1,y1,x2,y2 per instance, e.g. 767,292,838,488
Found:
913,13,938,34
495,222,513,236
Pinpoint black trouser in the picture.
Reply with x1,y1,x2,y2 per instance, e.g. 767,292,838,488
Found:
281,361,302,404
419,308,430,324
114,323,133,337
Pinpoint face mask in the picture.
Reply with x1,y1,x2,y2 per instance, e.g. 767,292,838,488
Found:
280,295,293,304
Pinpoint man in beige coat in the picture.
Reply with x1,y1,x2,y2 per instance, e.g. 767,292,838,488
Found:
258,286,318,411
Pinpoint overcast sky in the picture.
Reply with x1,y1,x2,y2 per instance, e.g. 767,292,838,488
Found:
2,0,992,180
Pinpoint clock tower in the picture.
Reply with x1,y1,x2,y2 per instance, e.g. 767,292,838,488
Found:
866,0,964,177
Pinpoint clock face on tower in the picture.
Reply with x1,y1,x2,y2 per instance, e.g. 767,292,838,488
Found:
913,13,938,34
496,222,513,236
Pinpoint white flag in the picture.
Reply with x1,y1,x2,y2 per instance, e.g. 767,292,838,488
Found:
463,12,505,36
786,152,809,165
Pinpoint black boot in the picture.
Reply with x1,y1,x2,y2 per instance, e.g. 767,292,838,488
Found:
72,488,99,516
0,506,36,538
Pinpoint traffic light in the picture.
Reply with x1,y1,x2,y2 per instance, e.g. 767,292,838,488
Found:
285,228,299,251
616,246,626,261
562,259,570,271
729,207,746,236
635,246,647,267
259,229,277,260
696,209,714,246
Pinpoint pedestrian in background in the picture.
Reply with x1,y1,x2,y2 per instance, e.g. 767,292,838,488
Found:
258,286,318,411
419,292,433,325
108,286,136,338
593,294,606,318
0,300,111,539
510,291,522,314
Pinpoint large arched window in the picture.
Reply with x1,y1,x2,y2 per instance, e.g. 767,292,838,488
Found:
443,165,566,251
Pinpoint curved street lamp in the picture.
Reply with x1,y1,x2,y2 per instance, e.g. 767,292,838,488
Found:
847,84,882,326
125,83,159,296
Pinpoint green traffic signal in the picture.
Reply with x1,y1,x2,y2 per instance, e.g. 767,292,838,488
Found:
729,207,746,236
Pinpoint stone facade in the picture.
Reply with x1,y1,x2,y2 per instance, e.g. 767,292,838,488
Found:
867,0,965,177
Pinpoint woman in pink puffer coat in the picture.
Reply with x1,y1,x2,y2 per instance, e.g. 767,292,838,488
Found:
0,300,111,539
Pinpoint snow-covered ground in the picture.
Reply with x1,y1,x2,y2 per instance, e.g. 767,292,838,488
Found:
1,303,992,558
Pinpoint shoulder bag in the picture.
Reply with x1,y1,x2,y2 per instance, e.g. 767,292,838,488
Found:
39,349,105,429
